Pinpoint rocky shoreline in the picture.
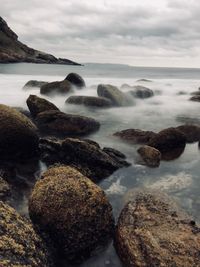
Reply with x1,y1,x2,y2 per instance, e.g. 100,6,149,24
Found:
1,72,200,266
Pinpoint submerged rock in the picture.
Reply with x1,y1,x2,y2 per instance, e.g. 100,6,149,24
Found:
176,125,200,143
39,137,130,181
65,73,85,88
116,190,200,267
66,95,112,107
40,80,72,95
97,84,132,106
23,80,47,89
26,95,59,118
0,201,52,267
0,104,39,160
35,110,100,137
114,129,156,144
137,145,161,167
129,85,154,99
29,166,114,262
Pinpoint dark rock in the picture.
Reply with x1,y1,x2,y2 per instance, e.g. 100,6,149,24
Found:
176,125,200,143
190,91,200,96
39,137,129,181
136,79,152,82
97,84,132,106
129,85,154,99
66,95,112,107
0,201,52,267
26,95,59,118
115,190,200,267
13,107,32,118
114,129,157,144
148,127,186,160
29,165,114,262
0,104,39,160
0,177,11,201
23,80,47,89
137,145,161,167
40,80,72,95
36,110,100,137
65,73,85,88
189,95,200,102
0,16,80,65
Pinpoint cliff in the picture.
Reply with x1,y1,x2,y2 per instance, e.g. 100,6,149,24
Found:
0,17,81,65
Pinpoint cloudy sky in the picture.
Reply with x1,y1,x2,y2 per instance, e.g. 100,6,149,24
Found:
1,0,200,67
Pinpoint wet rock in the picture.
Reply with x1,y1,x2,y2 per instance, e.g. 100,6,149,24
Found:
148,127,186,160
129,85,154,99
23,80,47,89
189,95,200,102
114,129,156,144
40,80,72,95
0,177,11,201
190,91,200,96
0,104,39,160
66,95,112,107
26,95,59,118
97,84,132,106
137,145,161,167
176,125,200,143
39,137,129,181
29,165,114,262
115,191,200,267
65,73,86,88
36,110,100,137
0,201,52,267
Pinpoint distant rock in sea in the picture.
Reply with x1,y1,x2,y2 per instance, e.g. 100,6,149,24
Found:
0,17,81,65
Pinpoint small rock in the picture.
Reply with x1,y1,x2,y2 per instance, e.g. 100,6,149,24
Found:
66,95,112,107
189,95,200,102
137,145,161,167
65,73,85,88
114,129,156,144
23,80,47,89
40,80,72,95
129,85,154,99
190,91,200,96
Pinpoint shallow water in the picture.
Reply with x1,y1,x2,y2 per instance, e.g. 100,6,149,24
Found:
0,63,200,267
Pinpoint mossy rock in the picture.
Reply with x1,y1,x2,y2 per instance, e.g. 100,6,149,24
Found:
0,201,52,267
0,104,39,159
29,166,114,262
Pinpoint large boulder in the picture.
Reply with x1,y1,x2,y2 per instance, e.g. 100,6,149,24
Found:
129,85,154,99
148,127,186,160
115,191,200,267
29,166,114,262
65,73,85,88
114,129,156,144
39,137,130,181
97,84,132,106
26,95,59,118
0,201,52,267
0,104,39,160
35,110,100,137
23,80,47,89
137,145,161,167
176,125,200,143
66,95,112,108
40,80,72,95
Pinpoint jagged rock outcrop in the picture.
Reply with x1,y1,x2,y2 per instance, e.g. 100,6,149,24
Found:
0,17,80,65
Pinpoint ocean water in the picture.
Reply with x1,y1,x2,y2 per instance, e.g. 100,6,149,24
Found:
0,63,200,267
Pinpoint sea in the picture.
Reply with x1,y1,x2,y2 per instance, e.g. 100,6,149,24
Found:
0,63,200,267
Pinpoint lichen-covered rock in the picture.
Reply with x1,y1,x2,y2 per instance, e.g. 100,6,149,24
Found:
65,73,86,88
114,129,156,144
26,95,59,118
148,127,186,159
29,166,114,261
97,84,132,106
0,104,39,159
0,177,11,201
40,80,72,95
137,145,161,167
129,85,154,99
23,80,47,89
66,95,112,107
115,191,200,267
176,125,200,143
35,110,100,137
39,137,130,181
0,201,52,267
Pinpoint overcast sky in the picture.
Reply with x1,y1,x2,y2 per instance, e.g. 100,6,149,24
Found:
1,0,200,67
